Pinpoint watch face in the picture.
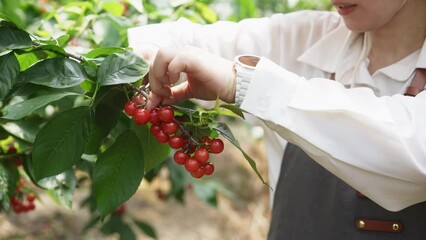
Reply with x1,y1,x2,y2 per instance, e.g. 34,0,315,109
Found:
238,55,260,67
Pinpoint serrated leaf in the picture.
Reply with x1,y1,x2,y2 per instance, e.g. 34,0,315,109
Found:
0,25,32,50
135,221,157,239
97,51,148,86
32,106,91,180
2,92,80,120
19,58,88,88
0,52,20,99
130,123,170,173
38,170,77,209
214,122,270,188
93,129,144,219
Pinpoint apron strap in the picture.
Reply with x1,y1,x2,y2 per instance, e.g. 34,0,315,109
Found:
405,68,426,96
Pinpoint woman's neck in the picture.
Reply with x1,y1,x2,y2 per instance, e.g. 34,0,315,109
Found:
368,1,426,74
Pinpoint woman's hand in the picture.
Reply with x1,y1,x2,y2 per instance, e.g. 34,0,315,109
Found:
145,46,236,110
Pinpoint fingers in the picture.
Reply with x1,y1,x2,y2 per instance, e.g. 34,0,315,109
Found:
148,48,192,109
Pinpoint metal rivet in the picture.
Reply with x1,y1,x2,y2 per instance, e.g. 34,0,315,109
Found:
358,220,365,228
392,223,399,231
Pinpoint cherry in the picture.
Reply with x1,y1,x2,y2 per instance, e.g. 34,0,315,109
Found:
149,125,161,136
161,121,179,135
124,101,138,116
191,166,205,178
114,204,126,215
26,193,36,202
174,150,188,165
155,130,170,144
169,135,185,149
133,108,151,125
204,162,215,176
158,106,174,123
194,148,209,163
185,158,200,173
149,108,161,125
210,138,224,154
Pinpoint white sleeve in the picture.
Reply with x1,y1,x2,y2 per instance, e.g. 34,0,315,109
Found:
127,11,341,60
241,57,426,212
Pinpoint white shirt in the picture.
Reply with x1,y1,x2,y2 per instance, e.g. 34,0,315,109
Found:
128,10,426,211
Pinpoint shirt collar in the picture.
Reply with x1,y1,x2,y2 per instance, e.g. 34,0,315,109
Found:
297,24,426,82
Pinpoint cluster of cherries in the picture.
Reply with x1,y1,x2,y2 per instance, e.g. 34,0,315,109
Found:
10,179,36,214
6,146,23,167
124,99,224,179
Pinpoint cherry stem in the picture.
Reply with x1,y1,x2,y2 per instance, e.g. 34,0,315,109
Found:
126,83,149,100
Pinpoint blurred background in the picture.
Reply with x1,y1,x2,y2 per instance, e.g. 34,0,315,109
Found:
0,0,331,239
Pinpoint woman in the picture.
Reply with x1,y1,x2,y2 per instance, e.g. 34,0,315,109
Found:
128,0,426,238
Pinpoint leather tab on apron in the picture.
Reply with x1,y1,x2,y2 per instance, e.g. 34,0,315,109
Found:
355,218,403,233
356,191,368,198
404,68,426,96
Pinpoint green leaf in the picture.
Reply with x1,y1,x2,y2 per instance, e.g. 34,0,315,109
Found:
130,123,170,173
218,104,245,119
2,92,80,120
135,221,158,239
93,129,144,219
0,52,20,100
0,164,10,210
38,170,77,209
119,224,137,240
102,2,125,16
37,35,71,47
0,24,32,50
19,58,88,88
2,116,45,143
101,214,124,234
195,2,218,23
97,51,148,86
85,47,125,58
214,122,270,189
85,86,127,154
32,106,91,180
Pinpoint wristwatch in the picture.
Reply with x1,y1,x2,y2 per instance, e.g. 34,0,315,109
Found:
233,55,261,106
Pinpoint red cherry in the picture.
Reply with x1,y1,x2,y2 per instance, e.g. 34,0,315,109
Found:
194,148,209,163
169,135,185,149
161,121,179,135
185,158,200,173
155,131,169,144
149,108,161,125
26,193,36,202
204,162,215,176
124,101,138,116
114,204,126,215
150,125,161,136
210,139,224,154
133,108,151,125
191,166,205,178
158,106,174,123
174,150,188,165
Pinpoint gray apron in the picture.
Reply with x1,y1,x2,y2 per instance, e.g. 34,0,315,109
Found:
268,143,426,240
268,69,426,240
